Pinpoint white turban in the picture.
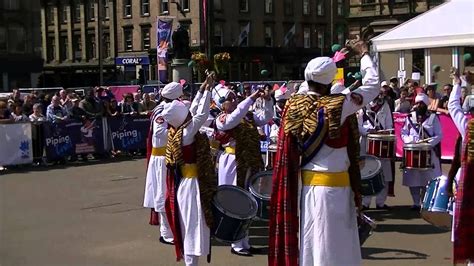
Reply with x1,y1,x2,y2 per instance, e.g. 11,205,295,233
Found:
297,81,309,95
161,82,183,100
415,93,429,106
213,87,231,109
275,88,291,101
304,57,337,85
162,100,189,128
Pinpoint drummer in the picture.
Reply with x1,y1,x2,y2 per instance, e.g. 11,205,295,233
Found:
401,93,442,211
269,86,291,143
357,85,394,210
214,85,273,256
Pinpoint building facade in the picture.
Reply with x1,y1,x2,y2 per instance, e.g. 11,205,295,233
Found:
0,0,43,91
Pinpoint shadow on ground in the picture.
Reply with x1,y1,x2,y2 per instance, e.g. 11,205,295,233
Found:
362,247,428,260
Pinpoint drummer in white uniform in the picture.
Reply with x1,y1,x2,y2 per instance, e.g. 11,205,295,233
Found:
358,86,394,210
401,93,442,210
143,82,182,245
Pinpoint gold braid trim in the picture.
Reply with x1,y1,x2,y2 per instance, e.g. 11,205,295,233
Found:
194,133,217,228
467,118,474,162
233,113,264,188
283,94,346,142
166,120,192,167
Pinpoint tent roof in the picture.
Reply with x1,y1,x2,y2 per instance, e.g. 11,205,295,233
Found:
371,0,474,52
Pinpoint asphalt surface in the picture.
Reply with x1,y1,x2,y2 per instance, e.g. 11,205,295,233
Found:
0,159,453,266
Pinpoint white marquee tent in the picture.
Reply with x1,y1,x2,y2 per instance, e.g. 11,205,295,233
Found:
371,0,474,52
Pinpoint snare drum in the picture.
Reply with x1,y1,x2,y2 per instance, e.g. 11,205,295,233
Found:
248,171,273,221
421,176,453,229
367,134,396,159
358,214,376,245
403,143,432,170
211,185,258,243
359,155,384,196
265,144,278,169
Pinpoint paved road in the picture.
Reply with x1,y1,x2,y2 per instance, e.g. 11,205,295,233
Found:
0,159,452,266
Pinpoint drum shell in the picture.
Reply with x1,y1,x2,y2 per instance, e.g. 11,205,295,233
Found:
359,155,384,196
358,214,376,245
248,170,273,221
403,144,432,170
421,176,453,229
366,134,395,159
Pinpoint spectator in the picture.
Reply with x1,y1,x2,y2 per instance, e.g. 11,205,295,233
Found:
46,96,68,123
79,88,104,119
149,92,157,102
10,89,23,105
96,87,115,102
120,93,139,115
133,93,144,113
106,98,121,117
426,85,440,112
389,76,400,99
437,84,453,111
59,89,73,111
0,100,13,123
29,103,46,122
37,93,49,115
10,103,29,122
141,93,156,114
70,97,87,121
463,86,474,113
380,81,396,111
395,88,412,113
23,94,34,116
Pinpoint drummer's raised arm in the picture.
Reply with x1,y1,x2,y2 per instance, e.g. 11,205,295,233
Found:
448,80,467,137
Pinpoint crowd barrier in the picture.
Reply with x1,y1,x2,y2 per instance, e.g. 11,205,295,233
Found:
0,113,471,166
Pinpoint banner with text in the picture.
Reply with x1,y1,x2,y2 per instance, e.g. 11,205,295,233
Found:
0,123,33,166
157,18,173,83
108,116,149,151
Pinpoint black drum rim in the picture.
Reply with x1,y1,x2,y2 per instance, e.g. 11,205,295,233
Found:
212,185,258,220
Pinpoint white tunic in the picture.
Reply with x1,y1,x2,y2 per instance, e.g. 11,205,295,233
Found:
216,97,273,186
143,102,168,212
177,91,212,257
300,54,379,266
401,112,442,187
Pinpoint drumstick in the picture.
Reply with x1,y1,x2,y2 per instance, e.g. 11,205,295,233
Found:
416,137,435,143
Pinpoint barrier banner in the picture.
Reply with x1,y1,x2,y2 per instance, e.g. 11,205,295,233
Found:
108,85,140,102
108,116,149,151
42,119,104,160
0,123,33,166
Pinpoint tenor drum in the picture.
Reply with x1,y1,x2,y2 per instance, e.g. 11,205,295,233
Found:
211,185,258,243
367,134,396,159
421,176,453,229
358,214,377,245
248,171,273,221
359,155,384,196
403,143,432,170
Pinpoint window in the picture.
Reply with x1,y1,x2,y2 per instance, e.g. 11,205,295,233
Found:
160,0,169,14
141,0,150,16
239,0,248,12
317,30,324,48
4,0,20,10
361,0,375,11
8,25,26,53
337,0,343,16
317,0,324,16
59,5,68,23
303,27,311,48
214,0,222,11
47,36,55,61
239,23,249,46
180,0,190,11
337,30,344,45
0,27,6,51
47,5,54,25
214,24,223,46
104,33,111,58
73,34,82,61
72,1,81,23
264,0,272,14
124,28,133,51
102,0,109,19
87,33,96,59
284,0,293,16
60,36,68,61
264,26,273,47
303,0,310,15
142,27,151,50
124,0,132,18
87,0,96,21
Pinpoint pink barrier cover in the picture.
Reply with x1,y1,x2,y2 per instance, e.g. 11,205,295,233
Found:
393,112,470,161
108,85,140,101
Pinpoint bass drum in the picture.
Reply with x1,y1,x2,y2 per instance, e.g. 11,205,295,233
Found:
421,175,454,229
211,185,258,243
359,155,384,196
248,170,273,221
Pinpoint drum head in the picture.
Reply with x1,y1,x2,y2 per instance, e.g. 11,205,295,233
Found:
404,142,432,150
367,134,395,141
248,171,273,199
359,155,382,180
213,185,258,220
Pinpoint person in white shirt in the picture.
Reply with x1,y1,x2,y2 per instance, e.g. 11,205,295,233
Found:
395,88,412,113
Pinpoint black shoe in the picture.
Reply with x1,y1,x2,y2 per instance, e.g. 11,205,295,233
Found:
248,246,263,255
411,205,421,211
376,204,392,210
231,248,253,257
159,236,174,245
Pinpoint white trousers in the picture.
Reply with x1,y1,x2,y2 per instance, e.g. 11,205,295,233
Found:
362,185,388,207
159,212,174,242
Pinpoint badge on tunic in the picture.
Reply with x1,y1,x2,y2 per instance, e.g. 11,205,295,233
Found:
155,116,164,124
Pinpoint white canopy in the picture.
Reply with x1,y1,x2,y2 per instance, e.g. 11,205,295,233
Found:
371,0,474,52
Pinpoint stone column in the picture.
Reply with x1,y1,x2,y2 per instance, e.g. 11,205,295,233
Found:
108,0,115,58
67,4,74,61
171,20,192,83
40,4,48,61
54,5,60,62
80,0,87,60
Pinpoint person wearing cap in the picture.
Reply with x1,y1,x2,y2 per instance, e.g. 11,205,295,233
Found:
357,84,394,210
380,80,396,111
269,37,379,266
143,81,183,245
447,70,474,265
213,82,272,257
401,93,442,211
389,76,400,98
161,83,216,266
